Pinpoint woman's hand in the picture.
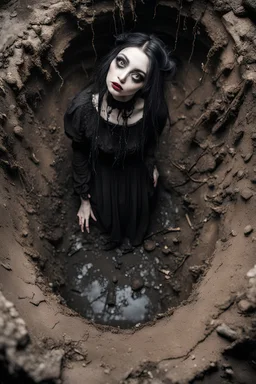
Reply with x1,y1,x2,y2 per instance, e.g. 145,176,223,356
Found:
77,198,97,233
153,166,159,187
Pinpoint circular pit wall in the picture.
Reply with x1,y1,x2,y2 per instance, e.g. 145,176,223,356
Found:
0,0,256,383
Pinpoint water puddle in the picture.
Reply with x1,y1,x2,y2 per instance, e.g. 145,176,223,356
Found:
60,186,179,328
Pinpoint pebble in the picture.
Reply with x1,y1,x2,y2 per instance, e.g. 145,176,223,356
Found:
237,169,244,180
30,153,40,165
244,225,253,236
112,276,118,284
184,99,195,109
237,299,254,312
228,147,236,157
143,240,156,252
131,278,144,291
240,188,253,201
162,246,171,255
244,153,253,163
216,323,238,341
231,230,237,237
225,368,234,376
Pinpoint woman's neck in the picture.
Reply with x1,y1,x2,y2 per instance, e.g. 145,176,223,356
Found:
111,94,135,102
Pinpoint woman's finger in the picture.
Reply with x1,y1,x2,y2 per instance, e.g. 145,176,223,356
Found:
85,217,90,233
80,217,85,233
90,209,97,222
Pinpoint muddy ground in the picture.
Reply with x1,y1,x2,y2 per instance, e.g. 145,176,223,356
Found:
0,0,256,383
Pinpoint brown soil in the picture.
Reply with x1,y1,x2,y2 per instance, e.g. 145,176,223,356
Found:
0,0,256,383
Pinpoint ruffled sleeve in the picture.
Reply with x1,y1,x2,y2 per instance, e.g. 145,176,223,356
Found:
64,88,92,200
64,88,91,142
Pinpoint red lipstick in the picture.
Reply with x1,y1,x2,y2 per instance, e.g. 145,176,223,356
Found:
112,82,123,91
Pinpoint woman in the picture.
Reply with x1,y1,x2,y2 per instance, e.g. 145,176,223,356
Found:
64,32,175,250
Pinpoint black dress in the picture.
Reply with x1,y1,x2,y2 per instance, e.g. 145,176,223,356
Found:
64,88,167,246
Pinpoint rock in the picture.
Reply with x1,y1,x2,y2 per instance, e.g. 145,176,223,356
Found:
189,265,205,280
196,154,216,173
225,368,234,376
244,225,253,236
30,349,64,382
30,153,40,165
216,323,238,341
32,25,42,35
24,247,39,260
240,188,253,200
131,278,144,291
184,99,195,109
244,153,253,163
143,240,156,252
112,276,118,284
237,169,245,180
215,147,227,165
45,228,63,245
29,291,46,306
237,299,255,312
162,245,171,255
228,147,236,157
231,230,237,237
13,125,24,139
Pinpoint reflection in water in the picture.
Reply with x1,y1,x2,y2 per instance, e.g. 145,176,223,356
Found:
72,264,153,326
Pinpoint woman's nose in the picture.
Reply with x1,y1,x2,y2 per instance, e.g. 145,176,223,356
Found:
118,72,128,84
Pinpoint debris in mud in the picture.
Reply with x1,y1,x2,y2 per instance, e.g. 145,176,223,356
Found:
237,299,254,313
216,323,238,341
143,240,156,252
24,247,40,260
1,261,12,271
189,265,205,280
240,187,253,201
131,278,144,292
244,225,253,236
13,125,24,139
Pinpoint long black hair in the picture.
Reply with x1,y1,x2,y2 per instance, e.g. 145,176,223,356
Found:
90,32,176,164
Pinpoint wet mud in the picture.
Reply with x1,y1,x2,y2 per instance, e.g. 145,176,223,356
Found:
59,186,181,328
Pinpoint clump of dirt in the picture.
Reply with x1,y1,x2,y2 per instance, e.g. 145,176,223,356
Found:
0,0,256,383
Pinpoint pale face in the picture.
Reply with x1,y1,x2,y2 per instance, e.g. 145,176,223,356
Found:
106,47,150,101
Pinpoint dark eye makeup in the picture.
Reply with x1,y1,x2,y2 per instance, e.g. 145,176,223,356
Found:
115,56,145,83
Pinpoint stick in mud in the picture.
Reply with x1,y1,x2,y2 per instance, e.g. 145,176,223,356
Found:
144,227,181,240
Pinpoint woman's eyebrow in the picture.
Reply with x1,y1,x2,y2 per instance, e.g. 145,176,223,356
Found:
119,53,147,76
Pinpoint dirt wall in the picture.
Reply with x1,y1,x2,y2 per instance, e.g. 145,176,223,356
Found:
0,0,256,383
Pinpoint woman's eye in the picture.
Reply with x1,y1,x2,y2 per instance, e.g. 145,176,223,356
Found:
116,57,125,67
131,73,144,83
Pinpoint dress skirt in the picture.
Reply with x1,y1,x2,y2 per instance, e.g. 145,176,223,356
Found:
90,153,154,246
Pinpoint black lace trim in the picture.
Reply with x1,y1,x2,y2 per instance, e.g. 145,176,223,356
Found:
106,91,137,121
